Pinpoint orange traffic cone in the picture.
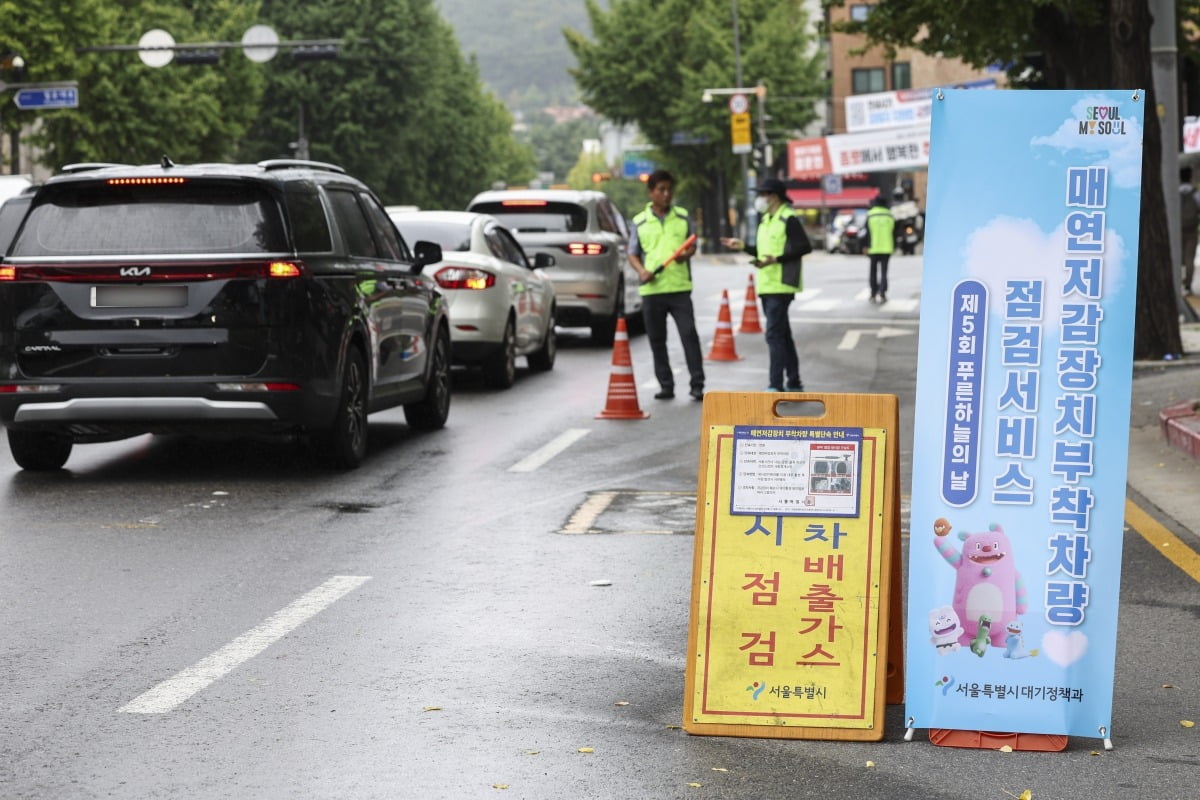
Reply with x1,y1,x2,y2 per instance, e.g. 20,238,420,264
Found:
738,273,763,334
706,289,742,361
596,317,650,419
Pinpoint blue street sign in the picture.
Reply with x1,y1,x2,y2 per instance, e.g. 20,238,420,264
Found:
13,87,79,110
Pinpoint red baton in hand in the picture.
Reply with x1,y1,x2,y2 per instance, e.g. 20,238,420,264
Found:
643,234,698,283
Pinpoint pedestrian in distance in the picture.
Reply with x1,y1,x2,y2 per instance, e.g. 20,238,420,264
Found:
628,169,705,401
719,177,812,392
865,193,896,303
1180,165,1199,296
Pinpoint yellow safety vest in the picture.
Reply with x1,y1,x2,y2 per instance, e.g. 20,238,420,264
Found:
633,204,692,296
755,205,801,294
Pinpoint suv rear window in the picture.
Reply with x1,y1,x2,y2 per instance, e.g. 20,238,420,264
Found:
470,201,587,234
10,180,288,257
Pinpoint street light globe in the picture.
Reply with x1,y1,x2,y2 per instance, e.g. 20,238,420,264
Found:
11,56,24,70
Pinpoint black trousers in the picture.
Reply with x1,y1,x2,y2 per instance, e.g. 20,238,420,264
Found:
640,291,704,391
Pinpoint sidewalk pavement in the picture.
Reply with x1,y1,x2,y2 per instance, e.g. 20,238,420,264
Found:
1128,314,1200,543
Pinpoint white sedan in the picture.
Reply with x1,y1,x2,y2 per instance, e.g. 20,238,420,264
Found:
389,210,557,388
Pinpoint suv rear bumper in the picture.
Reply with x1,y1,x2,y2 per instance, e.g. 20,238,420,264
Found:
13,396,278,423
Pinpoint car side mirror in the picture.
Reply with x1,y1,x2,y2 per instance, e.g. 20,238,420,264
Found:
412,240,442,271
533,252,555,268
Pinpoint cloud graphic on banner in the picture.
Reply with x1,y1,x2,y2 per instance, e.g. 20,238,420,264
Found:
963,215,1130,329
1029,95,1143,189
1041,630,1089,667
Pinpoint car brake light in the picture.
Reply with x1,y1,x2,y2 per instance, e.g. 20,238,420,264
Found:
0,384,62,393
501,199,548,207
434,266,495,290
268,261,302,278
106,177,187,185
563,243,607,256
0,260,304,282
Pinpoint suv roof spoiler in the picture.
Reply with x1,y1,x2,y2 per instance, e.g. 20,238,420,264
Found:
60,163,133,173
257,159,346,175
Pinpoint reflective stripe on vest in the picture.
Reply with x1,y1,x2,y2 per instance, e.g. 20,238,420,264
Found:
634,203,692,296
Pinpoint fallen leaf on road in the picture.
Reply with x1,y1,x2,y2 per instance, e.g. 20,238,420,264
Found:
526,750,540,756
1163,684,1175,689
578,747,595,753
665,724,681,729
492,784,509,790
711,767,727,772
687,783,702,788
423,706,442,712
614,701,630,706
865,761,875,768
1181,720,1195,728
999,745,1013,753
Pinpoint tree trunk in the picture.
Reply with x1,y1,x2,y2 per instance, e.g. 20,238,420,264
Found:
1111,0,1183,358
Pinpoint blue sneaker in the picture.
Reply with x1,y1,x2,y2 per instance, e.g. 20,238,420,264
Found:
765,386,782,392
785,383,803,392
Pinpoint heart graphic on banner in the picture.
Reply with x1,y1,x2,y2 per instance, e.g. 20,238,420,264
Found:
1041,631,1088,666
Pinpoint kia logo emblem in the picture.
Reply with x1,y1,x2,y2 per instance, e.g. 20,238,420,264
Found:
120,266,151,277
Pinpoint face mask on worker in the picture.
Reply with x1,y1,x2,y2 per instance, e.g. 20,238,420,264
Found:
754,195,770,214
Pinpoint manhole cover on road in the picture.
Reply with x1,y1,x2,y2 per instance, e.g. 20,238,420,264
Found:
559,490,697,535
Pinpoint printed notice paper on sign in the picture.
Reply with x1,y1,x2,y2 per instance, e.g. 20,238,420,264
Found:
730,426,862,517
905,90,1143,739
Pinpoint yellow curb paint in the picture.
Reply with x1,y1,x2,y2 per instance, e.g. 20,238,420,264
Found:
1125,499,1200,583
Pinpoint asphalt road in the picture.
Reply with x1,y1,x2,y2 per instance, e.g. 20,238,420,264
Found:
0,252,1197,799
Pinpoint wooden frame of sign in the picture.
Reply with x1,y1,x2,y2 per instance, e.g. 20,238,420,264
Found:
684,392,903,741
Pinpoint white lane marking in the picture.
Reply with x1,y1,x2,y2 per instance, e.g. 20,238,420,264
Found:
119,575,371,714
509,428,590,472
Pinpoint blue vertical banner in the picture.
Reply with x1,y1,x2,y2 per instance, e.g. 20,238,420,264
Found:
906,90,1143,738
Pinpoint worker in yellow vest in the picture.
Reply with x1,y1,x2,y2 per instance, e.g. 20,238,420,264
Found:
865,193,896,303
720,177,812,391
629,169,704,401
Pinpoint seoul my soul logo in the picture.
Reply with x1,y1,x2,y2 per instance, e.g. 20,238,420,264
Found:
1078,105,1127,135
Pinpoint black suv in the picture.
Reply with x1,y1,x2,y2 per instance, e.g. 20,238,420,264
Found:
0,158,450,470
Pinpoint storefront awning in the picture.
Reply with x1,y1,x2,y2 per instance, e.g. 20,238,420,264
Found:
787,187,879,209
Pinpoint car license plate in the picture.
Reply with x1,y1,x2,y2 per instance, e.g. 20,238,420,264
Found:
91,285,188,308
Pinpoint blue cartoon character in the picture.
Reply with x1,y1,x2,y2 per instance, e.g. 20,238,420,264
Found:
1003,621,1039,659
927,605,962,654
933,519,1027,649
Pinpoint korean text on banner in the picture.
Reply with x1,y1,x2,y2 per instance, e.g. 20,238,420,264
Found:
690,425,887,731
905,89,1144,739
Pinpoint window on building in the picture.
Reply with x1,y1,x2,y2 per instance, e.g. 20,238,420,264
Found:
850,4,871,21
852,68,886,95
892,62,912,90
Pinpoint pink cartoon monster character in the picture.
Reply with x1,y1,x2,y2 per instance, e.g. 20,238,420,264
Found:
933,522,1027,648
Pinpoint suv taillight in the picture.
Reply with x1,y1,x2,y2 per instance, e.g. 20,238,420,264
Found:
561,243,607,256
0,260,305,282
434,266,495,290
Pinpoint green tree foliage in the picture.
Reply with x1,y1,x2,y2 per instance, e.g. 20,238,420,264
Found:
520,111,602,183
825,0,1179,358
242,0,534,208
567,0,823,182
5,0,264,167
566,0,824,240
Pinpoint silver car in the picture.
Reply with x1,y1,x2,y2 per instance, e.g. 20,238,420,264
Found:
389,210,557,389
467,188,642,345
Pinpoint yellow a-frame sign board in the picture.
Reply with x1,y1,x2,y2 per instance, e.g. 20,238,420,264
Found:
684,392,903,741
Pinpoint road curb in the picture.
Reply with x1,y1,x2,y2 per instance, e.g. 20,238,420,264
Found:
1160,399,1200,460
